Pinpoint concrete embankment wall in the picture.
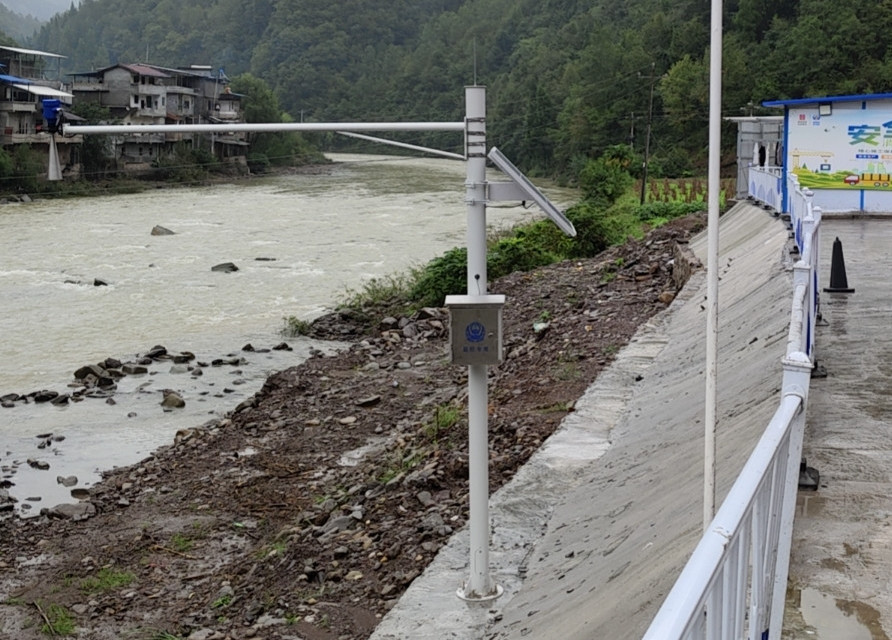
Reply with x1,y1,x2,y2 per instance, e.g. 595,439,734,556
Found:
371,203,793,639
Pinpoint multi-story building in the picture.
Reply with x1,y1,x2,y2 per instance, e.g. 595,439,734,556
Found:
0,45,82,179
69,63,246,173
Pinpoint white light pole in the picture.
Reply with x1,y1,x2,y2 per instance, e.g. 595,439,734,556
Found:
704,0,724,531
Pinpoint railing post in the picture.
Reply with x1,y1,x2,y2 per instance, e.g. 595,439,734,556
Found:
767,353,812,639
800,211,817,356
811,206,823,325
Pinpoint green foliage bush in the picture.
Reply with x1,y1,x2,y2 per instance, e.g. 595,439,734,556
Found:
511,220,576,259
247,152,270,173
577,156,634,206
407,203,621,307
151,143,221,183
636,200,707,221
409,247,468,308
488,236,560,280
11,145,44,193
564,203,614,257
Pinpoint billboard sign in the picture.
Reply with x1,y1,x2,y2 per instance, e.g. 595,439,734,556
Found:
788,102,892,190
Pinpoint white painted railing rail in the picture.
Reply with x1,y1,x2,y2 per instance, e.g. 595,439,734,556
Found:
641,177,819,640
748,166,784,212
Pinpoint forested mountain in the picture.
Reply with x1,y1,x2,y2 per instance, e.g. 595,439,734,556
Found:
0,3,41,41
2,0,77,21
29,0,892,178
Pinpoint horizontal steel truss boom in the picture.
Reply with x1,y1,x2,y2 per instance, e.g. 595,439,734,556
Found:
61,121,466,135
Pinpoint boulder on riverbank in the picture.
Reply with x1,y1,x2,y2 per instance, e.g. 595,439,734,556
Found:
1,342,282,412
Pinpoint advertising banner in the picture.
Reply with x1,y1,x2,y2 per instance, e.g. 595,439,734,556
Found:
789,105,892,190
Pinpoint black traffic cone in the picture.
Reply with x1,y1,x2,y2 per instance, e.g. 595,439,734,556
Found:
824,237,854,293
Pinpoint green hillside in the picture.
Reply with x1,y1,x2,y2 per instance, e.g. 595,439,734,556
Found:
28,0,892,179
0,3,41,41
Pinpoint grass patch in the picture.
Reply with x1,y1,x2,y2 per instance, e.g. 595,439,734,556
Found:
211,594,232,609
422,403,462,442
377,447,425,484
282,315,312,337
38,602,75,636
170,533,194,553
80,567,135,594
340,271,418,310
255,540,288,560
553,361,582,381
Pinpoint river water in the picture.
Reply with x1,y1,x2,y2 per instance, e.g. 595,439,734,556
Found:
0,153,575,513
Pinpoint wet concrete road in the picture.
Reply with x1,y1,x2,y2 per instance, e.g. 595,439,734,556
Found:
783,217,892,639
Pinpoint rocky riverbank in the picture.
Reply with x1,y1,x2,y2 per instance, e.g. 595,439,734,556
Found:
0,213,705,640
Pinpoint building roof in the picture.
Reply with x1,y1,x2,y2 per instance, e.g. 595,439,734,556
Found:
0,45,66,59
146,64,219,78
763,93,892,108
14,84,73,99
69,63,171,79
0,73,31,84
0,73,73,98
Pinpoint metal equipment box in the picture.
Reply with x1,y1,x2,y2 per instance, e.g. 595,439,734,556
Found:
445,294,505,366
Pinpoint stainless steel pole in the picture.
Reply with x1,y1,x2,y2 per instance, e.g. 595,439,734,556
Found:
457,85,501,601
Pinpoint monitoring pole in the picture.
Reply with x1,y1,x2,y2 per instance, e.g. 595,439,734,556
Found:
457,85,501,601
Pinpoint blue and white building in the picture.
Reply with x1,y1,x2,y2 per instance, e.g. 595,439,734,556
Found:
753,93,892,213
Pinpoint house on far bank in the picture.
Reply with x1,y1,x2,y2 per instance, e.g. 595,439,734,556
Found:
0,45,83,180
69,63,247,174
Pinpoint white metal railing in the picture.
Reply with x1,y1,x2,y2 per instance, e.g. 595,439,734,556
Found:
785,175,821,358
748,166,784,212
642,176,820,640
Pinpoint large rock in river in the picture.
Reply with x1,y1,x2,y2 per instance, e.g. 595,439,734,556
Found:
160,390,185,409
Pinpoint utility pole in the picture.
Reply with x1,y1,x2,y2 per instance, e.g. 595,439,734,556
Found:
639,63,657,205
629,112,635,151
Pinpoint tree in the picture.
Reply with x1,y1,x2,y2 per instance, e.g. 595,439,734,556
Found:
229,73,321,168
69,102,116,179
659,54,709,160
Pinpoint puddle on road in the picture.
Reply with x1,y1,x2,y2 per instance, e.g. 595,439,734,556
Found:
796,588,875,640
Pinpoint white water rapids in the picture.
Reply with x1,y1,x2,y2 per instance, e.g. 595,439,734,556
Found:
0,153,576,512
